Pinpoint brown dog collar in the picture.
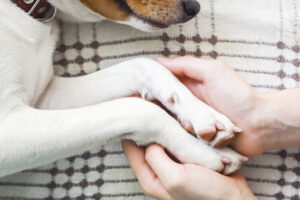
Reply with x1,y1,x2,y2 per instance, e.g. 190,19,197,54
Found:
11,0,56,22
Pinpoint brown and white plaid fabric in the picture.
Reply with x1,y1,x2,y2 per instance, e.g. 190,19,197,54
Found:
0,0,300,199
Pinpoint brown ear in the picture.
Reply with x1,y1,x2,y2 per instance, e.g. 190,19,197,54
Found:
80,0,131,21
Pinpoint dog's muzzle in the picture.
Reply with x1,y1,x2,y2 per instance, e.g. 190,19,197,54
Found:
11,0,56,22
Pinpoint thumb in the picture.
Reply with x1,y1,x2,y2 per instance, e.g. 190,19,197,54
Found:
157,56,214,82
145,144,183,187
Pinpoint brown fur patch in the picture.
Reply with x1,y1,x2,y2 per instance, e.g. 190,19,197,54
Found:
80,0,131,21
80,0,191,26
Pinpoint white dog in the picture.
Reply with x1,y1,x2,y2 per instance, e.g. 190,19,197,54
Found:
0,0,246,178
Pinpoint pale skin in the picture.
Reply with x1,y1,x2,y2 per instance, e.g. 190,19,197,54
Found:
122,56,300,200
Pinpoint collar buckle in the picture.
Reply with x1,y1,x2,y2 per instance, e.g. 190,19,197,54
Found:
13,0,57,23
37,5,57,23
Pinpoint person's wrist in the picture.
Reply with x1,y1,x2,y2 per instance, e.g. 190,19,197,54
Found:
233,88,266,130
249,92,270,129
254,90,300,152
247,92,280,153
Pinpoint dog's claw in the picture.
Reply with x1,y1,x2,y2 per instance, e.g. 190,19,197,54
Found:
216,164,225,173
215,122,225,130
141,91,154,102
146,97,153,102
216,148,247,175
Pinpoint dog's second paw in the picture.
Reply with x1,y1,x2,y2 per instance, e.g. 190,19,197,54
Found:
141,105,246,175
168,131,246,175
216,147,248,175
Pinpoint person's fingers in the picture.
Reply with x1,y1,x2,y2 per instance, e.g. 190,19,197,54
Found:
230,135,264,157
231,173,248,186
178,76,211,105
157,56,224,82
145,144,184,191
122,140,171,200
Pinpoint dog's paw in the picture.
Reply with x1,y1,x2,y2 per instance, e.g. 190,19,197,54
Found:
175,134,246,175
171,138,226,173
169,135,246,175
140,106,245,175
135,60,241,147
216,147,248,175
172,96,241,148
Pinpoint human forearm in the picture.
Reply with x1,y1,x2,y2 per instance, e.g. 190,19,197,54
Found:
254,88,300,152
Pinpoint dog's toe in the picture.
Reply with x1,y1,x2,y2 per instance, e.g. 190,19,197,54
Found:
217,148,248,175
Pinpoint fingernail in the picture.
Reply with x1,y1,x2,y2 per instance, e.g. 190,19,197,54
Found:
241,156,248,162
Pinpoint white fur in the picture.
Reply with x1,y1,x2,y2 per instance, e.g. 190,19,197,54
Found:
0,0,243,177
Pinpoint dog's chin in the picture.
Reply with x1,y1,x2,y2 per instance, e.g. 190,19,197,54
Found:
117,16,170,32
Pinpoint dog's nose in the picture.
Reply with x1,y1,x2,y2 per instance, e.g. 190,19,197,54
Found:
183,0,201,17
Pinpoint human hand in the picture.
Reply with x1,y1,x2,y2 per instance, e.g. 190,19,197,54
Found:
157,56,265,156
122,140,257,200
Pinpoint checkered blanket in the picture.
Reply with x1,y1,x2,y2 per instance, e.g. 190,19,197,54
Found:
0,0,299,199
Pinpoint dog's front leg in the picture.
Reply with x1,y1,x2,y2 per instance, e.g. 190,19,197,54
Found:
37,58,245,174
39,58,240,147
0,98,227,177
